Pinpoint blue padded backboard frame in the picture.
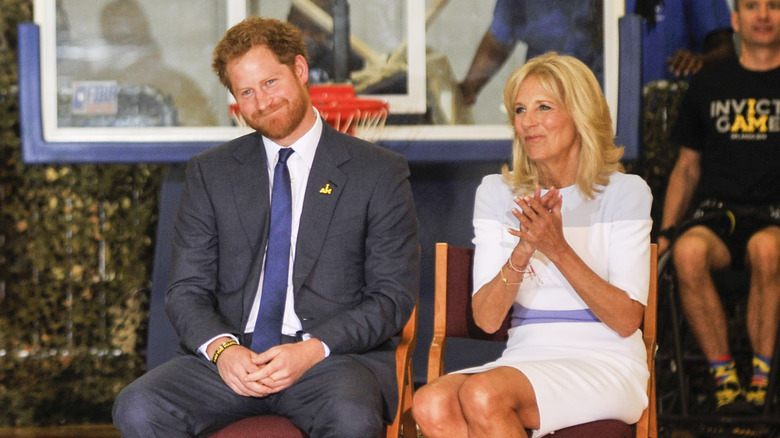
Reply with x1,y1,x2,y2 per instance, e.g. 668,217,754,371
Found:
615,14,643,161
19,17,641,164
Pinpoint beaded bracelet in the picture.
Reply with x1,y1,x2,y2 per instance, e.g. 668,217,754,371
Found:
506,256,528,273
212,340,239,364
506,257,543,284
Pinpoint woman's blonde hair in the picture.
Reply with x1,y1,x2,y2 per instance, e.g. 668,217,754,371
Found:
501,52,624,198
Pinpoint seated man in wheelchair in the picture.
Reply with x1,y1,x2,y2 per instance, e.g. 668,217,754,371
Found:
657,0,780,414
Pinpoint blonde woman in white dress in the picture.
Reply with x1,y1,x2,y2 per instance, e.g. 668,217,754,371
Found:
413,52,652,438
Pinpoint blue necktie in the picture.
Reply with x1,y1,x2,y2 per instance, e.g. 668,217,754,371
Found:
251,148,294,353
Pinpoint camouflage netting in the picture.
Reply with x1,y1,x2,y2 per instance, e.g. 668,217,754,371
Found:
0,0,164,426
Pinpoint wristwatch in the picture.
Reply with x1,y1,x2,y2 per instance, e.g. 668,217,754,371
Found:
295,331,313,342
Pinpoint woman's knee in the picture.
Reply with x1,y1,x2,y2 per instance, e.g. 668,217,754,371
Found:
458,370,536,428
458,374,504,419
413,382,451,424
413,376,471,431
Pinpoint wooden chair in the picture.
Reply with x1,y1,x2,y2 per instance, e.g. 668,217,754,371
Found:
429,243,658,438
638,244,658,438
208,302,419,438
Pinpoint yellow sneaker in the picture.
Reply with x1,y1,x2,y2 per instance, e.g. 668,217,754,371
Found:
714,382,753,414
715,382,741,408
745,384,766,409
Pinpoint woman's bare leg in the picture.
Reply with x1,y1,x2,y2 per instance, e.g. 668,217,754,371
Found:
413,374,470,438
459,367,538,437
413,367,539,438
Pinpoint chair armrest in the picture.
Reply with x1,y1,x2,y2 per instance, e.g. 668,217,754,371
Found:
386,302,418,438
427,335,447,383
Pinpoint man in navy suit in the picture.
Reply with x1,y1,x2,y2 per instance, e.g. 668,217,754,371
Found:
113,16,419,438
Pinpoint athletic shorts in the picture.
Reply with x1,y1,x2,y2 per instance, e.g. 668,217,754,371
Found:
677,199,780,269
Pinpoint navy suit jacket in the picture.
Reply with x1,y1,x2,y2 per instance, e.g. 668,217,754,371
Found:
165,121,420,420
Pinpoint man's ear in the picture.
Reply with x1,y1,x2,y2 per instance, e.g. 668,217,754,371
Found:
294,55,309,85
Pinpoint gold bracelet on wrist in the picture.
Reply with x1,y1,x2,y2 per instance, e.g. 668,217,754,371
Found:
212,340,238,364
499,264,523,286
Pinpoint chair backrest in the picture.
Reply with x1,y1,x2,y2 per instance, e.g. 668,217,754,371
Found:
429,242,658,438
435,244,510,341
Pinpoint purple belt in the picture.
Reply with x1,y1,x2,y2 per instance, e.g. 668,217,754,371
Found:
511,305,599,327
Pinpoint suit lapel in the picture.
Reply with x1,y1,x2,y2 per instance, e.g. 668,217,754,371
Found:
229,134,272,324
293,126,350,293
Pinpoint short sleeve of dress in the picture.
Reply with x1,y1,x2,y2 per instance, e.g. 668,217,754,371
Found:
603,174,654,305
472,174,519,293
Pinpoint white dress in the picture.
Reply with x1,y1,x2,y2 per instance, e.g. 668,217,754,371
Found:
455,172,653,437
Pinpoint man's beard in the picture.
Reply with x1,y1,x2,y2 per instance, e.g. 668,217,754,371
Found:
245,93,309,141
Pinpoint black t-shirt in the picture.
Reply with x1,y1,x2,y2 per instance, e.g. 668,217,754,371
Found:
671,58,780,204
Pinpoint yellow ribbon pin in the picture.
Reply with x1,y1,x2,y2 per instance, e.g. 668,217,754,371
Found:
319,183,333,195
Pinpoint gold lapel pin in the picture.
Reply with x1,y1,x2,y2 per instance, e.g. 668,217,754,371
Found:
319,183,333,195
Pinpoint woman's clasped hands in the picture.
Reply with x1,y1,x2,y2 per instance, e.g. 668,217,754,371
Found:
508,185,566,260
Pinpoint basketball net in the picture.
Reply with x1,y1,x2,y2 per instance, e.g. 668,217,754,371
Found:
228,84,388,142
309,84,388,142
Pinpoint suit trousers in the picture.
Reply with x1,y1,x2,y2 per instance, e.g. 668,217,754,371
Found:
112,353,384,438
